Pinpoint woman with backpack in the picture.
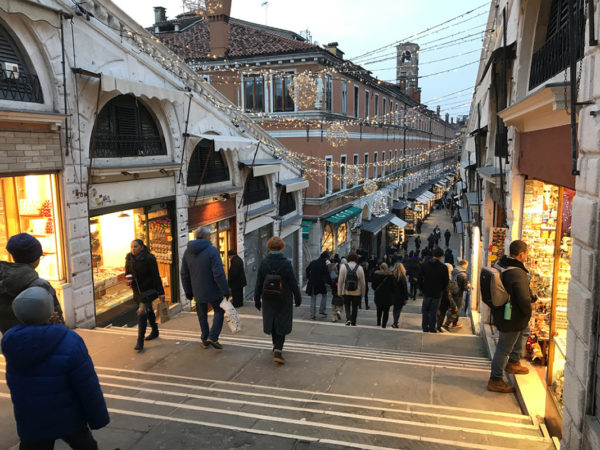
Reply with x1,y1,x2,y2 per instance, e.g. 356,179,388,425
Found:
372,263,395,328
337,253,366,326
254,237,302,364
391,263,410,328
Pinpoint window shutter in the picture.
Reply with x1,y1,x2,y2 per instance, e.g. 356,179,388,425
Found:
187,140,230,186
279,191,296,216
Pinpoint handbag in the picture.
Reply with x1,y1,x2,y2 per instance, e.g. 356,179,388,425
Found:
220,298,241,334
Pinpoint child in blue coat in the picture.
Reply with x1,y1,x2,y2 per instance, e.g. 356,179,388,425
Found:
2,287,109,449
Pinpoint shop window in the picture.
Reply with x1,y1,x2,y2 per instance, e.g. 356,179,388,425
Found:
322,223,333,253
0,174,64,280
91,94,166,158
243,174,269,205
273,72,294,112
187,139,230,185
278,191,296,216
244,75,264,112
336,222,347,246
0,23,43,103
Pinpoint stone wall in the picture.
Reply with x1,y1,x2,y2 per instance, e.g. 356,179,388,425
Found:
0,130,62,173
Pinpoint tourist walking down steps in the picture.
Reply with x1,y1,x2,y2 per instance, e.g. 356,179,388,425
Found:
305,251,330,320
419,247,449,333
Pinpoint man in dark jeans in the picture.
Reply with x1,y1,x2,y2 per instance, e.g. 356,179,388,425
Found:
488,240,534,393
419,247,449,332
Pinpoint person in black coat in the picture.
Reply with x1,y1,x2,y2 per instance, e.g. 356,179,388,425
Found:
372,263,395,328
391,263,410,328
414,236,421,253
418,247,449,333
254,237,302,364
405,256,421,300
305,251,330,319
125,239,165,352
444,248,455,265
228,250,247,308
444,229,452,247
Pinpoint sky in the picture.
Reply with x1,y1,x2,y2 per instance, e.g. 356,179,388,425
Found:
111,0,490,119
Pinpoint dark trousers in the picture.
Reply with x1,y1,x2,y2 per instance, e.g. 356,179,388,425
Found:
20,426,98,450
343,295,361,325
447,295,463,326
409,279,418,300
376,306,391,328
363,285,369,308
196,300,225,342
137,301,157,343
392,304,404,326
272,332,285,351
422,295,442,332
230,286,244,308
445,237,450,247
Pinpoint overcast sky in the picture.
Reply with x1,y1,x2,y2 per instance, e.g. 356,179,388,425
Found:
111,0,490,118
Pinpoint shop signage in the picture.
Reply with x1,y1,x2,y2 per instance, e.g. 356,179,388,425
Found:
188,197,236,228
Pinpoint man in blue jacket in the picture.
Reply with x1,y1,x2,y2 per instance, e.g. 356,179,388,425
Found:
2,286,109,449
181,226,230,349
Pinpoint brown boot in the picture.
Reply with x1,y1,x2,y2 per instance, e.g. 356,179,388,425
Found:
505,360,529,374
487,378,515,393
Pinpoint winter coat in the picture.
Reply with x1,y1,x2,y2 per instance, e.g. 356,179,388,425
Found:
452,266,470,297
1,324,109,441
254,252,301,335
125,248,164,304
492,256,533,332
405,258,421,283
0,262,63,334
419,258,449,298
228,255,247,289
305,257,330,295
372,270,395,307
337,262,366,297
393,274,409,306
444,250,455,265
181,238,230,303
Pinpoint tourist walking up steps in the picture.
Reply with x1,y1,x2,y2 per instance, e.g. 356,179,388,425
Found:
448,260,470,328
372,263,394,328
405,255,421,301
338,253,366,326
488,240,534,393
227,250,247,308
391,263,409,328
419,247,449,333
254,237,302,365
437,263,460,332
329,261,344,322
305,251,330,320
181,226,230,350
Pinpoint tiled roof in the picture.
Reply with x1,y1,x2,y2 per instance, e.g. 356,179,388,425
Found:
155,15,319,61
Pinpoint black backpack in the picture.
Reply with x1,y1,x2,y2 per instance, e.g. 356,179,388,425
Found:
262,260,285,301
344,263,359,291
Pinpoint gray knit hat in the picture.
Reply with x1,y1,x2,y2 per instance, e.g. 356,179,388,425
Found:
12,286,53,325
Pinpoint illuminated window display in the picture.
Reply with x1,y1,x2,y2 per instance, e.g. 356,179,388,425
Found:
322,223,333,253
0,174,64,281
91,203,175,323
521,179,574,408
336,223,347,247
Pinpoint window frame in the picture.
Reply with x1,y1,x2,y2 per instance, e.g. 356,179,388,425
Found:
278,190,296,216
353,85,360,117
325,155,333,195
341,79,347,115
374,93,379,120
353,153,359,186
381,151,385,177
325,73,333,113
364,153,369,181
243,74,265,113
340,154,347,190
272,71,295,112
242,173,270,205
373,152,378,179
365,90,370,118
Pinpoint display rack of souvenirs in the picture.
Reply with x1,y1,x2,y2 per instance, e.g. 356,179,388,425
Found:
488,227,507,264
148,218,173,263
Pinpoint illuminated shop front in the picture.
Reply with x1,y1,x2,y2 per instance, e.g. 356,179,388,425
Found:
521,179,574,432
90,201,177,325
0,174,64,281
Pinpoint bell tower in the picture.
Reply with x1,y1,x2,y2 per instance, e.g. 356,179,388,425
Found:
396,43,420,102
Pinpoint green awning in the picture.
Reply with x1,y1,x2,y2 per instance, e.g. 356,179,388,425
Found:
325,206,362,225
302,220,312,240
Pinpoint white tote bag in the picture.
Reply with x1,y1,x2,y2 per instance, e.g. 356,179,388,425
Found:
220,298,242,334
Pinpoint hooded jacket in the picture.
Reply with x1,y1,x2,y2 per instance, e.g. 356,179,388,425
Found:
451,265,470,296
0,262,63,334
181,238,230,303
1,324,109,441
492,255,533,332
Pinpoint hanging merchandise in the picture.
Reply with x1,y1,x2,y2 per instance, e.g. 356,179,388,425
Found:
488,227,507,264
287,72,318,109
325,122,349,148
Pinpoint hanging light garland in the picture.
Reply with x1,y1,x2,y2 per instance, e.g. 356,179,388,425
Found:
325,122,349,148
287,72,318,109
363,179,378,195
181,1,224,16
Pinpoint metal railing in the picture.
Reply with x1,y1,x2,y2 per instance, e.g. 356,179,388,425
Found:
91,136,166,158
0,70,43,103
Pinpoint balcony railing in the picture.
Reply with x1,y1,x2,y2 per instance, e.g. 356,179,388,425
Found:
529,17,584,90
0,70,43,103
92,136,166,158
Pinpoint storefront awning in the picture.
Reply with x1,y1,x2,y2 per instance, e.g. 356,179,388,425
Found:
392,200,409,210
361,213,397,234
455,221,464,234
416,194,430,204
424,191,435,199
464,191,482,206
459,208,473,224
461,160,476,169
390,216,408,228
239,158,282,176
476,165,503,183
190,134,259,152
325,206,362,225
277,177,309,193
101,74,188,103
435,182,445,188
302,220,312,240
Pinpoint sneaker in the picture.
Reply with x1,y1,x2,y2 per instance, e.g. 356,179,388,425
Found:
487,377,515,393
351,322,356,326
391,324,399,329
505,360,530,374
319,312,327,317
451,323,463,329
273,350,286,364
200,340,208,349
436,326,444,333
345,320,351,326
206,339,223,350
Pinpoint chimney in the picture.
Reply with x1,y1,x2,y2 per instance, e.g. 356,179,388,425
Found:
408,86,421,104
436,105,441,117
207,0,232,58
154,6,166,24
451,117,455,124
445,113,449,122
326,42,345,59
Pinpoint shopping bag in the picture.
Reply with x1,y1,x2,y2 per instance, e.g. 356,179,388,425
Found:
156,300,170,323
220,298,241,334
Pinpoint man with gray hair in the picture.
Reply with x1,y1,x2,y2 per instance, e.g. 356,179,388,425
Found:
181,226,230,349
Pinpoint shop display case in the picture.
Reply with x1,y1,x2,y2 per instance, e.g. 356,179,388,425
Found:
337,223,348,247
